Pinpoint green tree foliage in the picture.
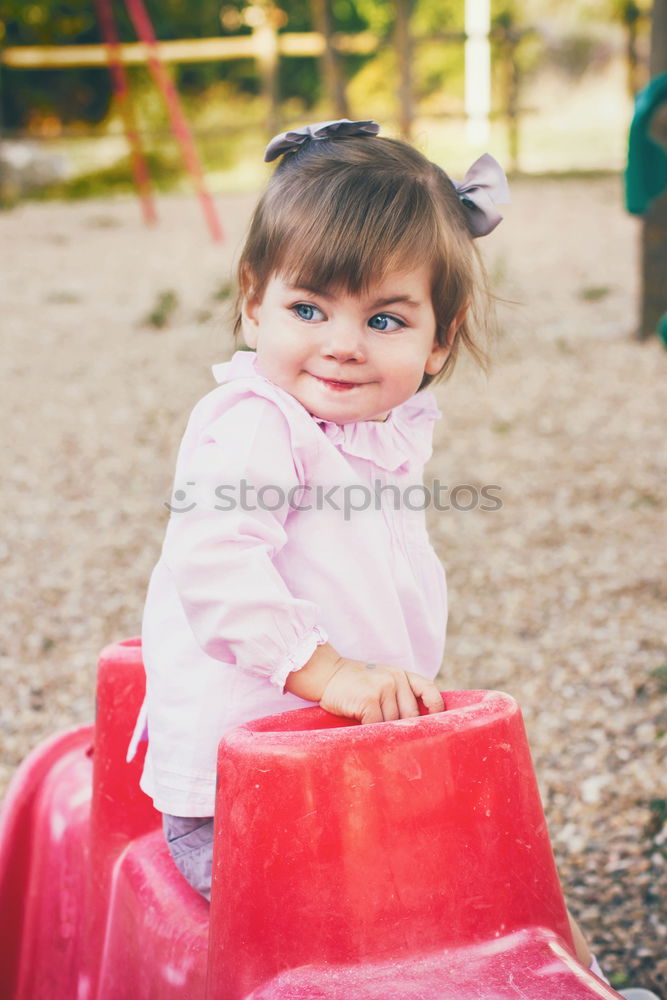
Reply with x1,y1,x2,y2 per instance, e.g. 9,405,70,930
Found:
0,0,239,127
1,1,110,125
0,0,649,130
0,0,374,126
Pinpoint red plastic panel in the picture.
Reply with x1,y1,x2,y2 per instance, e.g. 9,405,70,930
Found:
246,927,620,999
91,637,158,844
82,638,163,1000
207,691,575,1000
95,829,209,1000
0,728,93,1000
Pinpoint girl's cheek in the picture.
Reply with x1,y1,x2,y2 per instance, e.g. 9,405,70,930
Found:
384,352,419,378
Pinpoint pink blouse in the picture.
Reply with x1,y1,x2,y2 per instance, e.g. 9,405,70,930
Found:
132,350,447,815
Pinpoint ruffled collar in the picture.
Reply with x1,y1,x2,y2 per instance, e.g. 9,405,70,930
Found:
212,350,441,472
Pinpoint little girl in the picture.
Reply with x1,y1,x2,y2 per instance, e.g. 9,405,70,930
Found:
131,118,610,984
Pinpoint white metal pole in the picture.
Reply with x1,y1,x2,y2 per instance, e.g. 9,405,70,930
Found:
465,0,491,145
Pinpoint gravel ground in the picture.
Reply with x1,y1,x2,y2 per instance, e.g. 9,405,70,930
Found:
1,175,666,993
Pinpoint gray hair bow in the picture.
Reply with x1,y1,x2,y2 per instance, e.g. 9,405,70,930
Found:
264,118,509,238
452,153,511,237
264,118,380,162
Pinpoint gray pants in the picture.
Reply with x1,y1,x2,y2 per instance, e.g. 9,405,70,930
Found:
162,813,215,901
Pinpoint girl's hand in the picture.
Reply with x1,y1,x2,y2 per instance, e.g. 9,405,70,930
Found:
284,642,443,724
320,658,443,724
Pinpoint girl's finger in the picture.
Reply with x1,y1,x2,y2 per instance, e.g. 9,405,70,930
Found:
378,687,400,722
406,673,444,714
359,698,385,724
394,671,421,718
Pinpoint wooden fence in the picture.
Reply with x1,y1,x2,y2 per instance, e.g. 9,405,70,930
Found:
0,23,530,166
0,13,649,173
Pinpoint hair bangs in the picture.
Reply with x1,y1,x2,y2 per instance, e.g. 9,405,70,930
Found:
271,169,441,297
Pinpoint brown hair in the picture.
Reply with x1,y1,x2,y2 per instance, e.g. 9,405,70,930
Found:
234,134,493,386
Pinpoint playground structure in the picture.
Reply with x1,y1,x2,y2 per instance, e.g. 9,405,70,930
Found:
626,70,667,342
0,638,626,999
93,0,222,240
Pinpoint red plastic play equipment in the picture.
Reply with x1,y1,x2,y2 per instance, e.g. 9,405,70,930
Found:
0,639,622,999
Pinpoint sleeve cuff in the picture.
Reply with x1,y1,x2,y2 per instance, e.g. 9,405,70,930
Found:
126,698,148,762
271,625,328,691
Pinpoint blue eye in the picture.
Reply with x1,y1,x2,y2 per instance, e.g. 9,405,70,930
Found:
369,313,403,333
293,303,323,322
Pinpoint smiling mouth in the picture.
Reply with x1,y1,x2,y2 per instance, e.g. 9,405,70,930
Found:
313,375,367,391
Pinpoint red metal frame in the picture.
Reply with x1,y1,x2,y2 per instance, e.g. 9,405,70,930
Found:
95,0,157,226
122,0,224,243
93,0,223,241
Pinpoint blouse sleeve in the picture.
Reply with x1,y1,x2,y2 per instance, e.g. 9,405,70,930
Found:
161,393,327,690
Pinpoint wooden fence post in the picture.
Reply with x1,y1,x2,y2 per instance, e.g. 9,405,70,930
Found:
247,2,281,139
309,0,348,119
639,0,667,339
621,1,644,97
395,0,414,141
465,0,491,144
494,18,522,175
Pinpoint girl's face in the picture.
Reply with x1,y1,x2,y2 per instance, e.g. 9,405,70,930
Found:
242,266,452,424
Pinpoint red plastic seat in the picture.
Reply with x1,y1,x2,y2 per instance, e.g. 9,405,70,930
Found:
0,640,621,999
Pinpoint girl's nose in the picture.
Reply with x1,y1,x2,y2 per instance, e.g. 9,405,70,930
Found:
321,322,365,362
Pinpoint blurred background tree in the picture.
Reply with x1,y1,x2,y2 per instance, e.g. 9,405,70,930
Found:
0,0,655,196
0,0,652,131
1,0,112,127
0,0,369,129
